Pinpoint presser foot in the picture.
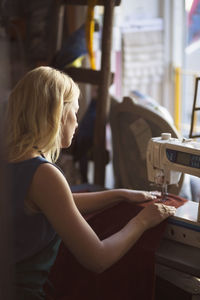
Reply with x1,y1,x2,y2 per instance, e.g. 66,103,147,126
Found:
161,185,168,202
161,192,168,202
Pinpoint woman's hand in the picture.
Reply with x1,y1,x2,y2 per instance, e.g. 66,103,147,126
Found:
118,189,160,203
134,202,176,230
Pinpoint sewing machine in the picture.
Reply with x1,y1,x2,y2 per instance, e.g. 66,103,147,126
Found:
147,133,200,249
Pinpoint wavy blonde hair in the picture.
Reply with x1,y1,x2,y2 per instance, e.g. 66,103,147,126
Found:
6,66,80,162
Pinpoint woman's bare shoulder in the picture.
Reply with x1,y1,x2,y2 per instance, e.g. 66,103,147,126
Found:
34,162,66,183
29,161,73,210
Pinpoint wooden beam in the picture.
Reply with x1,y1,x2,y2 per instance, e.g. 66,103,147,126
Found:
62,0,121,6
93,0,115,186
65,67,114,85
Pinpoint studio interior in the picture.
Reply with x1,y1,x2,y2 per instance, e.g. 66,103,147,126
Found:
0,0,200,299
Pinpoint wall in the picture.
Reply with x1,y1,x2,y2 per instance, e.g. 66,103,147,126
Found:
120,0,160,20
116,0,165,107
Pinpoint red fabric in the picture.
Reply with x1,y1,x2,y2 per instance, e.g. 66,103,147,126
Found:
156,193,188,208
45,194,187,300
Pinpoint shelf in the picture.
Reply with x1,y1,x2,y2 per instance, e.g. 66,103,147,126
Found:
65,67,114,85
62,0,121,6
156,238,200,277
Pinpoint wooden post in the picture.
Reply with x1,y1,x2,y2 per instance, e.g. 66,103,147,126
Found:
0,129,13,300
189,76,200,138
93,0,115,186
174,67,181,132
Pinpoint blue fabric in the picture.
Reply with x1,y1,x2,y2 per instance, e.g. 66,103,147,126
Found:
52,24,87,69
8,156,61,299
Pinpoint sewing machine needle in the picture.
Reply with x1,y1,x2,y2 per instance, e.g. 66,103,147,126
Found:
161,184,168,202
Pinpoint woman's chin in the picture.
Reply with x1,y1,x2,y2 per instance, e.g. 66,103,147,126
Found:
61,141,71,149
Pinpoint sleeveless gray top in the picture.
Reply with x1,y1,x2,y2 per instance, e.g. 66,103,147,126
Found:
8,156,57,263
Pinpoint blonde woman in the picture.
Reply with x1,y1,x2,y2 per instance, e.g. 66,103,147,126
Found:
6,66,176,300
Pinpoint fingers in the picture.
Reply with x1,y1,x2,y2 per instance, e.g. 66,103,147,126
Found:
155,203,176,217
136,202,176,230
149,191,161,197
144,191,160,200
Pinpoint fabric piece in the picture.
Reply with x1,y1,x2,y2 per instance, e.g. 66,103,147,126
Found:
71,98,96,182
129,118,152,160
52,24,87,70
155,193,188,208
109,96,181,195
45,194,187,300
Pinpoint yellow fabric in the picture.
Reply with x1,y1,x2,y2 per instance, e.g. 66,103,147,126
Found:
66,56,85,68
86,0,97,70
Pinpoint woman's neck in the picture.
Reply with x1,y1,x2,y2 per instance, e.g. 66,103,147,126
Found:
10,151,40,163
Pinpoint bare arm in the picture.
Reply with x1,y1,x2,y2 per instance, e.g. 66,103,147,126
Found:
73,189,158,214
73,190,123,214
29,164,176,273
